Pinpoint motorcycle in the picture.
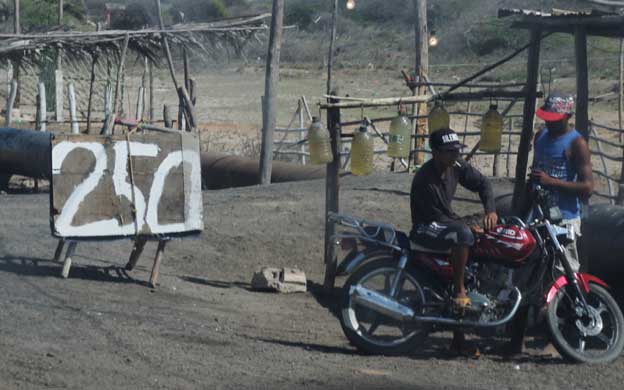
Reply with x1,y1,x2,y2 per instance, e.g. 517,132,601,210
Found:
330,184,624,363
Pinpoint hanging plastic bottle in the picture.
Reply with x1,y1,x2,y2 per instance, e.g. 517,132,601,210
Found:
387,106,411,159
480,104,503,153
308,116,333,164
428,100,450,133
351,120,374,176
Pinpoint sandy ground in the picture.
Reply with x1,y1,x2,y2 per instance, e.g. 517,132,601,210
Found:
1,173,623,390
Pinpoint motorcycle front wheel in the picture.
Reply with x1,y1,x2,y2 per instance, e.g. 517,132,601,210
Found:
547,283,624,363
339,256,433,355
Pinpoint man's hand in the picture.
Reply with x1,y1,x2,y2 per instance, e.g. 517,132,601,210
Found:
530,170,557,187
483,212,498,231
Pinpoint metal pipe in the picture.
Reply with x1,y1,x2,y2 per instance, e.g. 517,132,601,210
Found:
0,128,326,189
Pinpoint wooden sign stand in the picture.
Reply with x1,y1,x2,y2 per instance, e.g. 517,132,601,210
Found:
53,238,168,288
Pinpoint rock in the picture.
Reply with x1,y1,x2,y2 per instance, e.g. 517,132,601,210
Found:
251,267,307,293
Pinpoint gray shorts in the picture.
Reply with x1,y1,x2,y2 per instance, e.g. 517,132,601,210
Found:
410,220,474,250
560,217,582,273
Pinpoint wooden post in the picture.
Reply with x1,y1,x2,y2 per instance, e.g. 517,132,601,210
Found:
55,69,63,122
178,86,196,130
13,0,20,108
86,53,98,133
112,34,130,119
575,26,589,141
126,238,147,270
326,0,338,95
298,99,306,164
618,42,624,204
61,241,77,279
189,78,197,105
36,82,46,131
413,0,428,167
178,97,186,131
323,95,341,290
68,82,78,134
155,0,179,91
53,239,65,262
13,0,19,34
149,60,155,122
183,49,190,92
512,28,542,213
5,79,17,126
149,240,167,288
57,0,63,112
136,86,145,121
258,0,284,185
163,104,172,127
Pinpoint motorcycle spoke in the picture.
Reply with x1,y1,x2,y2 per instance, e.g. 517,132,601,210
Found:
367,317,382,335
576,337,586,352
595,333,612,347
595,302,608,315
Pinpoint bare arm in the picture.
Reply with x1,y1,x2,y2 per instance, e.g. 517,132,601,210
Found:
532,136,594,200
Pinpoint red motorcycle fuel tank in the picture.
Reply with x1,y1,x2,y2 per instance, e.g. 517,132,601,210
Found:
472,224,537,264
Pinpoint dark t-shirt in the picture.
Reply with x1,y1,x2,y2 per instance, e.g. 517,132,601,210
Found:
410,158,495,225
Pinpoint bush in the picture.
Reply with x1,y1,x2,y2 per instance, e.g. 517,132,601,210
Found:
464,18,527,56
170,0,230,23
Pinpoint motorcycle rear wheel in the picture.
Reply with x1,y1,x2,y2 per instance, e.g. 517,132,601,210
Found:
547,283,624,363
339,256,433,355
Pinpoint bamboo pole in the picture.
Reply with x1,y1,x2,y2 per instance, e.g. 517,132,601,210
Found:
178,86,196,130
258,0,284,185
61,241,77,279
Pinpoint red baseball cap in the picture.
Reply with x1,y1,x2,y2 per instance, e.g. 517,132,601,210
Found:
536,93,575,122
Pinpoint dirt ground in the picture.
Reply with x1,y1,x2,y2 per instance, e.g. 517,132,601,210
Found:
1,173,623,390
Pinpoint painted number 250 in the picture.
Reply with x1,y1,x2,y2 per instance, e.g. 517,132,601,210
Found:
52,141,201,237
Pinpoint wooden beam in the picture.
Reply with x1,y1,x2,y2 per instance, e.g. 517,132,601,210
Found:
323,95,341,291
575,25,590,140
13,0,19,34
258,0,284,185
155,0,179,91
512,28,542,214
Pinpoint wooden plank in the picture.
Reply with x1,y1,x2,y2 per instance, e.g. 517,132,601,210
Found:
575,26,590,140
512,28,542,213
50,132,203,239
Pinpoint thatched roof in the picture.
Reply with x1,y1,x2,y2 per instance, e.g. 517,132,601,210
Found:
0,13,270,67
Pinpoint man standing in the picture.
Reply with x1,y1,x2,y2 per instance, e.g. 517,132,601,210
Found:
505,92,594,356
531,93,594,272
410,128,498,355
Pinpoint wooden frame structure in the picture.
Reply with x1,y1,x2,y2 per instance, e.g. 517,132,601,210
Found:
319,6,624,289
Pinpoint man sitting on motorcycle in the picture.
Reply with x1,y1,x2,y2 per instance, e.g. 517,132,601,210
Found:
410,128,498,354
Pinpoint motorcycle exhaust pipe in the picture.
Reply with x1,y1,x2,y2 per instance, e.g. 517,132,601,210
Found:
350,285,415,322
350,285,523,328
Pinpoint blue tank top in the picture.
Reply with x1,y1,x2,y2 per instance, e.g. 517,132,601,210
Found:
533,128,582,219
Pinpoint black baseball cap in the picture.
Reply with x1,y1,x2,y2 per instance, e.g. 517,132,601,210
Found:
429,128,466,151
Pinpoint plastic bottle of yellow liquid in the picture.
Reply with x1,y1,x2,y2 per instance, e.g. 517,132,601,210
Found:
351,121,375,176
308,116,333,164
387,108,411,159
480,104,503,153
428,101,450,133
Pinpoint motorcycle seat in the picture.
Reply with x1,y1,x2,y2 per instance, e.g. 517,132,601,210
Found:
409,241,451,255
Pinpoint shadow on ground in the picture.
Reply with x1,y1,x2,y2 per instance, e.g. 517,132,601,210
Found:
0,255,148,286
